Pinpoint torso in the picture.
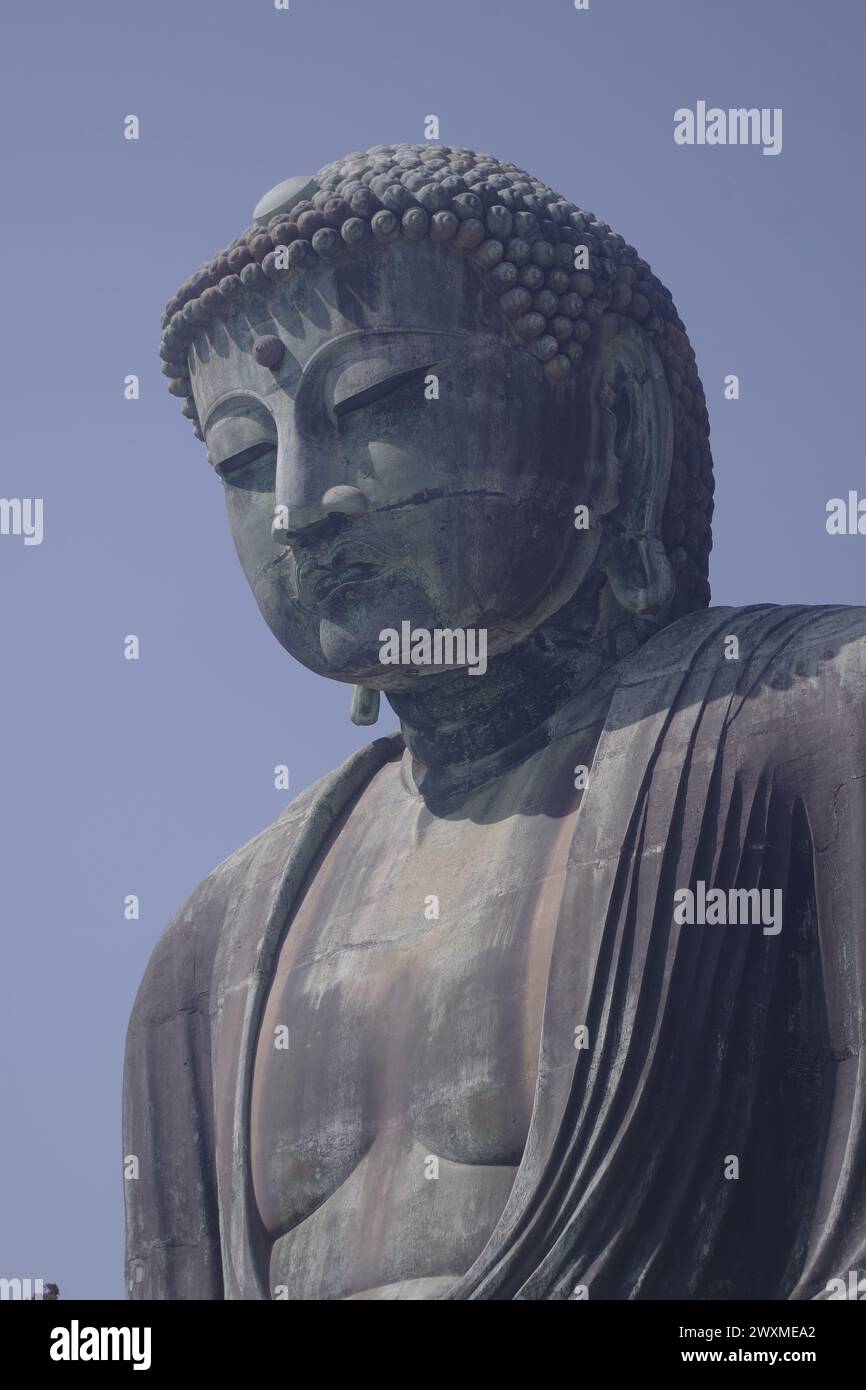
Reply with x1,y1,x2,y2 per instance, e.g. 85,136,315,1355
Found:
250,724,601,1299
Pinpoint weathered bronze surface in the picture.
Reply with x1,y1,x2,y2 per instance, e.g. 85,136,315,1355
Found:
125,145,866,1300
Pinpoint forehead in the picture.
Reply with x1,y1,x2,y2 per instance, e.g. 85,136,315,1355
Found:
188,240,506,428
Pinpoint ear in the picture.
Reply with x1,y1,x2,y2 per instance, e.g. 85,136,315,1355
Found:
586,315,674,615
350,684,380,726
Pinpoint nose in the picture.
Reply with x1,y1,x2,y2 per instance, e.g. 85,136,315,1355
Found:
272,485,368,545
270,406,369,544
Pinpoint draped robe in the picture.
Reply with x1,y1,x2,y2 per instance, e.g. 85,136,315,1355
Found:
123,604,866,1300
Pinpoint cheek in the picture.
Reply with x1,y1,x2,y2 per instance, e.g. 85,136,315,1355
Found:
356,494,584,633
450,496,582,622
248,556,332,674
225,489,281,589
224,492,314,654
344,380,538,500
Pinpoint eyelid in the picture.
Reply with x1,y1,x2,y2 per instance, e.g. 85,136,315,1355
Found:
215,441,276,479
206,408,276,469
333,361,443,419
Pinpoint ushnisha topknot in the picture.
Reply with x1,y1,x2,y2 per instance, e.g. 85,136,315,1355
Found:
160,143,713,611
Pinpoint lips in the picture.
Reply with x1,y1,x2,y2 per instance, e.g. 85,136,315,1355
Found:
294,545,394,607
311,562,383,601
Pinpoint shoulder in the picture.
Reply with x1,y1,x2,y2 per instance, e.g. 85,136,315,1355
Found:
708,602,866,713
634,602,866,688
632,602,866,768
127,733,403,1030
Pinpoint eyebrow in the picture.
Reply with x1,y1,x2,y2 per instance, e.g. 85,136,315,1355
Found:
333,360,444,418
199,337,453,431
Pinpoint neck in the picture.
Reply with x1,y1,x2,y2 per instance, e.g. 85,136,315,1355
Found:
386,610,637,798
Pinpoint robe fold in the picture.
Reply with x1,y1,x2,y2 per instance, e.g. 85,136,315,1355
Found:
123,603,866,1300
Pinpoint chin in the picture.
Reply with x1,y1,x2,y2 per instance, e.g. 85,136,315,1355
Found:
317,613,392,680
315,579,440,660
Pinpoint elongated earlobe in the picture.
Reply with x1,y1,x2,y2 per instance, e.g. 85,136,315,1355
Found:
350,685,380,725
589,318,674,618
605,530,674,614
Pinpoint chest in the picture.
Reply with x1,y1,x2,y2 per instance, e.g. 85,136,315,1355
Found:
249,772,576,1234
257,888,556,1135
246,761,583,1239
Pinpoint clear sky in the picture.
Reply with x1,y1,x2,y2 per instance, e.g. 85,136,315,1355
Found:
1,0,864,1298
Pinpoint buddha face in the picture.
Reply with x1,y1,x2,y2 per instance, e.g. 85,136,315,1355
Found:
189,241,605,689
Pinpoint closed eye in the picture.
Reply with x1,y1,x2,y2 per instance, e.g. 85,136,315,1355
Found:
334,361,442,419
215,441,276,480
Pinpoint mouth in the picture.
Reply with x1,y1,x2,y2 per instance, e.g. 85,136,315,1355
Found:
311,561,386,602
294,540,400,608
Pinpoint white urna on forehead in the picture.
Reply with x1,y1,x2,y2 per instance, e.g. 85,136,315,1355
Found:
159,142,714,617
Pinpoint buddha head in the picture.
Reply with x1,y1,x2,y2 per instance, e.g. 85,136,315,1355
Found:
160,144,713,713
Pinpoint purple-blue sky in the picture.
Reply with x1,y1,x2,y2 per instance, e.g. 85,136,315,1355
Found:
1,0,864,1299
